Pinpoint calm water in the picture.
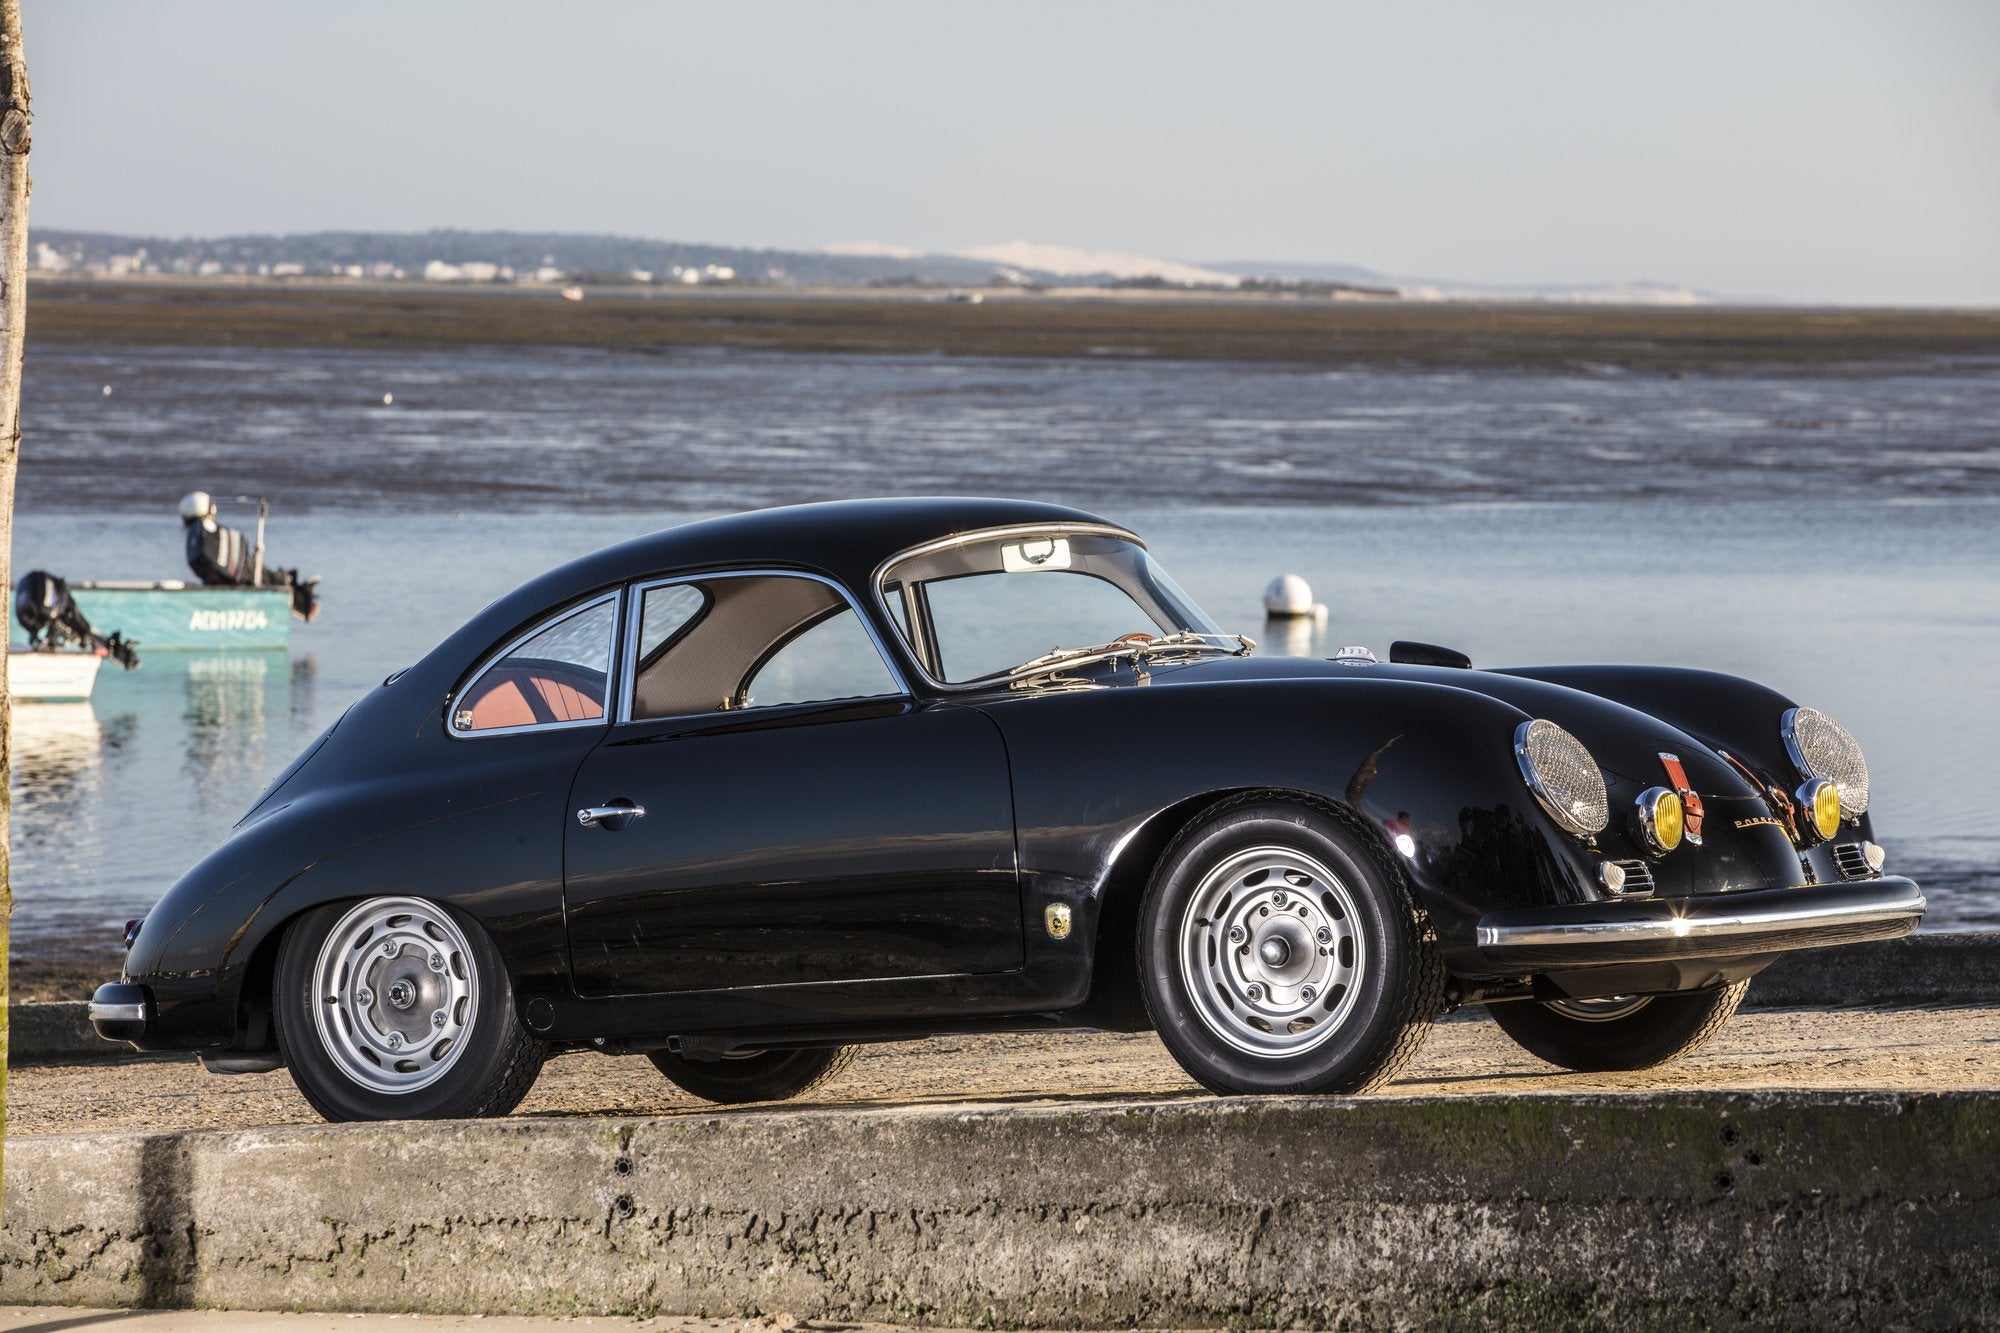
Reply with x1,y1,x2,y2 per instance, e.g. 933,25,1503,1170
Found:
11,343,1999,948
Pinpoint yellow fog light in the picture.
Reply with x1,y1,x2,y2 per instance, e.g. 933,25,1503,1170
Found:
1797,778,1842,843
1636,786,1684,854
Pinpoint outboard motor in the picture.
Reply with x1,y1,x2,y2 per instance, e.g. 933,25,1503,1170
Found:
14,570,141,669
180,490,321,622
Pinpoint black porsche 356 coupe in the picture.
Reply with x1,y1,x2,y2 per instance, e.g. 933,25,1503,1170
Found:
92,498,1923,1121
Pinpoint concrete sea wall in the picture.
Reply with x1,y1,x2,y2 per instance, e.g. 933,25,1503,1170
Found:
4,1092,1996,1328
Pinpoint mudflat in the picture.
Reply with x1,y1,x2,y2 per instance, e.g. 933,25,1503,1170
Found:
29,278,2000,372
11,1005,1995,1137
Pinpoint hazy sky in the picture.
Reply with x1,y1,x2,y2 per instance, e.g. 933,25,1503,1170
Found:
25,0,2000,303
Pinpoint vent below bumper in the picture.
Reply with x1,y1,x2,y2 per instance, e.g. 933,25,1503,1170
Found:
1605,859,1655,896
1831,842,1879,881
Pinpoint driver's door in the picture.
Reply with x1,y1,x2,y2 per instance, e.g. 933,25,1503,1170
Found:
561,573,1021,997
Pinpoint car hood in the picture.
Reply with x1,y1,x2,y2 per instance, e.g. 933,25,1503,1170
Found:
1147,654,1758,800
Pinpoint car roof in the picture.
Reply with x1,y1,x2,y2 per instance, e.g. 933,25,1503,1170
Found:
424,497,1132,689
576,496,1128,589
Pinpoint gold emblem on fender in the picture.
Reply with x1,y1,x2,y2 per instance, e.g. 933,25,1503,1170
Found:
1044,903,1073,940
1734,816,1784,831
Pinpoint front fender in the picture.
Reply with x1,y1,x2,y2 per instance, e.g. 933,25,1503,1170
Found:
984,675,1600,966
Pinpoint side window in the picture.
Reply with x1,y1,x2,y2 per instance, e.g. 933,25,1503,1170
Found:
453,596,616,734
744,609,900,708
638,582,705,659
629,575,902,721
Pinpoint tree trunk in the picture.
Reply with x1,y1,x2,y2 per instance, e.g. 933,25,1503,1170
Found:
0,0,32,1203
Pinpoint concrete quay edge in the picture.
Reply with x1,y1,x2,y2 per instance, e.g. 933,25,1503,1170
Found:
2,1090,1996,1328
8,930,1995,1065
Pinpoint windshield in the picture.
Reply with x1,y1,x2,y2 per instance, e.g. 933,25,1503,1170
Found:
879,527,1228,685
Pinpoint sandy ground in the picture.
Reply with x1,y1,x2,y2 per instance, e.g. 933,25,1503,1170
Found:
0,1311,984,1333
10,1006,1995,1138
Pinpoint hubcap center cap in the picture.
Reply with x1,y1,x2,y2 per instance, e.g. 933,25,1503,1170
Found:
386,979,417,1011
1258,937,1291,967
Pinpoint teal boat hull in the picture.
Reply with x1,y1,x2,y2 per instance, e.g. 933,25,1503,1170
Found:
10,583,293,651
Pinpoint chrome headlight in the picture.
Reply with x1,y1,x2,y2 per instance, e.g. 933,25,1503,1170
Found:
1634,786,1685,854
1781,706,1869,818
1794,777,1843,844
1514,719,1609,837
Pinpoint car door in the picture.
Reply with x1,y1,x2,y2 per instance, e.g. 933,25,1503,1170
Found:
562,571,1020,998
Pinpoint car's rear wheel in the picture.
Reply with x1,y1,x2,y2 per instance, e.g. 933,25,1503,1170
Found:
1487,981,1749,1072
274,896,546,1122
648,1046,854,1104
1139,798,1443,1095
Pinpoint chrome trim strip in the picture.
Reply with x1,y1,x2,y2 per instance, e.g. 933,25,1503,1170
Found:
446,591,622,741
1475,880,1925,952
615,568,912,726
87,1001,148,1024
867,521,1153,693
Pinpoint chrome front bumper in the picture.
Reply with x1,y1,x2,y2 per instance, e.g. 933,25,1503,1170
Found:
1474,877,1925,970
88,982,154,1042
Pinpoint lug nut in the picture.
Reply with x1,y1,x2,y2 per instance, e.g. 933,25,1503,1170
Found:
1227,925,1247,944
428,952,446,972
381,940,399,957
386,1032,404,1049
432,1010,448,1029
1301,984,1318,1002
1245,982,1264,1002
1273,891,1289,909
1315,926,1333,945
355,987,374,1007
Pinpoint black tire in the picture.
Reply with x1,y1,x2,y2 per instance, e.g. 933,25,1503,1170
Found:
273,896,546,1122
1487,981,1749,1072
648,1046,854,1104
1139,797,1443,1095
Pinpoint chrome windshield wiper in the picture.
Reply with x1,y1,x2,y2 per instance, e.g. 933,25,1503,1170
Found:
967,632,1253,688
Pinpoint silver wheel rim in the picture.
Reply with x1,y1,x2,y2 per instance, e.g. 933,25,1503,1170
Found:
1178,845,1365,1058
1545,995,1651,1022
310,896,478,1095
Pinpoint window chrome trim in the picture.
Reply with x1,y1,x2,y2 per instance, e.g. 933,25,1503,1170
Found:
616,568,913,726
867,521,1179,694
446,592,622,741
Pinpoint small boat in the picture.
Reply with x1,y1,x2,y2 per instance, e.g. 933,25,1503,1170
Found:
8,647,104,701
10,581,294,651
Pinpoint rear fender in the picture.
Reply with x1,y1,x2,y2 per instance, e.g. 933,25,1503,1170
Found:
126,756,576,1052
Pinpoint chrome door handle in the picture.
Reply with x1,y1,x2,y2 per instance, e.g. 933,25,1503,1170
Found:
577,804,646,828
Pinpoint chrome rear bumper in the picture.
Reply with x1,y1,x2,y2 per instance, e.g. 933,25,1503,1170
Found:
1474,877,1924,970
88,982,154,1043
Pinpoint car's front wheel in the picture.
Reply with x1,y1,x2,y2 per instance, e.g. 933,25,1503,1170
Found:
1139,798,1443,1095
274,896,546,1122
648,1046,854,1104
1487,981,1749,1072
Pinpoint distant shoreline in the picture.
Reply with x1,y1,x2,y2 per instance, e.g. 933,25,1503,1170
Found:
28,276,2000,373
